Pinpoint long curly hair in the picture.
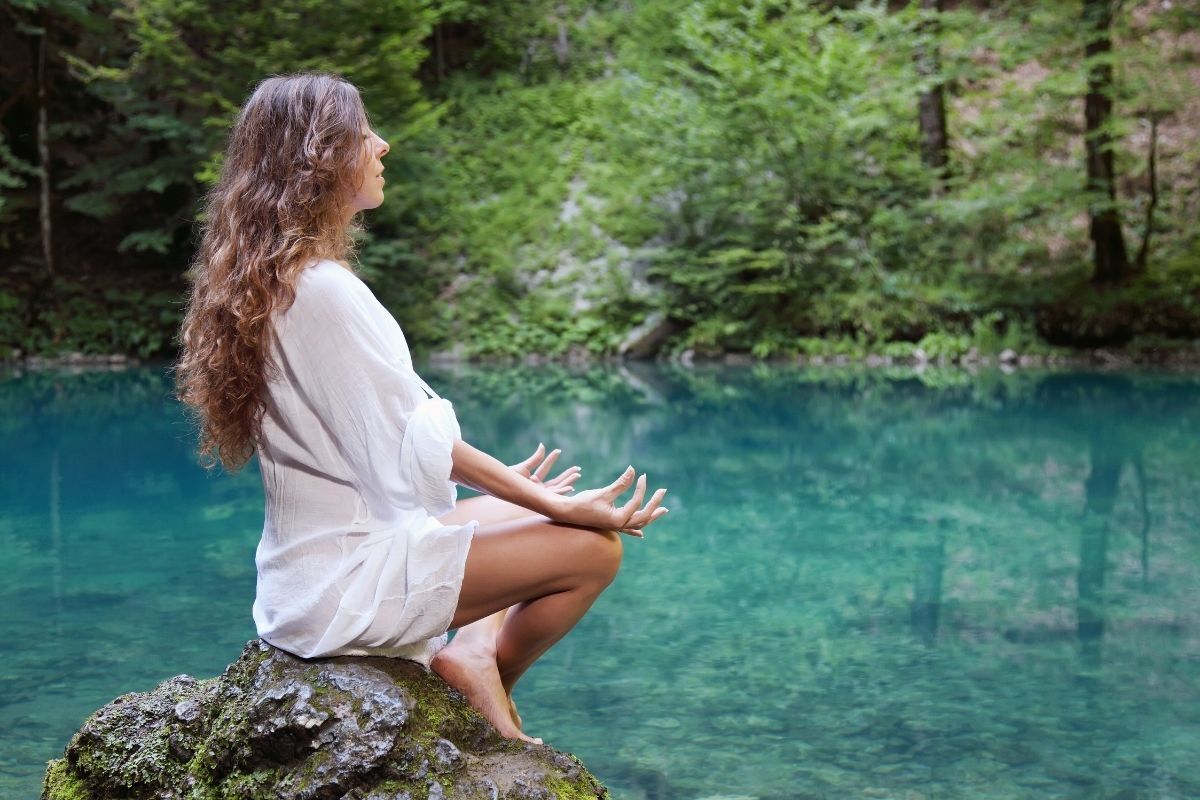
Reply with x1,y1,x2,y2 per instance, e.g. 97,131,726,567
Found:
175,72,371,472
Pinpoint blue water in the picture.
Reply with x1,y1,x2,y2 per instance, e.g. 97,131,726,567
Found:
2,364,1198,799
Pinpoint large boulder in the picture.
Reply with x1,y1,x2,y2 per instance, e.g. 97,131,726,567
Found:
42,639,607,800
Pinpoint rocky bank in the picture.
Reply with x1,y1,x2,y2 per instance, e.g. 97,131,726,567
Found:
41,640,607,800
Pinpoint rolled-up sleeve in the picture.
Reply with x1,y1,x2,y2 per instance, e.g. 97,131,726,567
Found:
271,265,460,518
400,397,461,517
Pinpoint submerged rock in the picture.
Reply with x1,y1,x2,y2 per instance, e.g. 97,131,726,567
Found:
42,639,607,800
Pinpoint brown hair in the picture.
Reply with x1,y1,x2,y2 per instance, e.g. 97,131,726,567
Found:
175,72,370,472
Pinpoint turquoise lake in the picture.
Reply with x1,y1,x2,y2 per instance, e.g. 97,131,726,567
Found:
2,364,1198,799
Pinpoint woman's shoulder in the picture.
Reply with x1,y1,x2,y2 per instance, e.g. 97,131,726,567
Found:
297,259,368,294
276,259,413,365
297,259,383,303
280,259,380,328
278,257,405,340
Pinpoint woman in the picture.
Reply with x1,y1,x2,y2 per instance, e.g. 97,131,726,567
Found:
174,73,668,744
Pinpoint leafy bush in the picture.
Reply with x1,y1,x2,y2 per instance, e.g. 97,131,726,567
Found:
917,331,972,361
0,279,181,360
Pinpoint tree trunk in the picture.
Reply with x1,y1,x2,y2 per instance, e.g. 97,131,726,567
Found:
1133,115,1159,272
36,11,55,279
554,4,570,71
916,0,949,194
434,21,444,83
1083,0,1129,284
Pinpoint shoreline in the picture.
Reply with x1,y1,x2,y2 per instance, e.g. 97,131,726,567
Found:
5,345,1200,374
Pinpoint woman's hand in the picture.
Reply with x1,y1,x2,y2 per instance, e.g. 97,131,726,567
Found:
452,439,667,536
551,466,668,538
508,442,581,496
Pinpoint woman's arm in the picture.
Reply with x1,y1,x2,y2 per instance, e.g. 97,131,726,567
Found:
450,439,668,535
450,438,562,516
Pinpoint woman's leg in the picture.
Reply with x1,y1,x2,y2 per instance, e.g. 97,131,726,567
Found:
436,494,529,724
453,517,622,685
434,496,622,741
437,494,537,678
440,493,538,528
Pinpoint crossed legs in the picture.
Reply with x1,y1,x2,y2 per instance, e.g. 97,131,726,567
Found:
432,494,622,742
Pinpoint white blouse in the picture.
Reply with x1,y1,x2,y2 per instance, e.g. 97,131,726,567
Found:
251,259,477,665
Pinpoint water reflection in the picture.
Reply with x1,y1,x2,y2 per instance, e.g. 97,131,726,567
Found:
1,363,1198,799
910,523,946,647
433,363,1200,799
1026,375,1163,670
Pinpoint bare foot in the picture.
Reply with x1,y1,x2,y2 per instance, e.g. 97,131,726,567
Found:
508,694,522,730
432,644,541,744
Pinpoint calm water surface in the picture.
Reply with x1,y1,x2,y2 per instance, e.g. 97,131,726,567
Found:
1,364,1198,799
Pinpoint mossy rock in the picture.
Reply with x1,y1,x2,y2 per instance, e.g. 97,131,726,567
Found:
42,639,607,800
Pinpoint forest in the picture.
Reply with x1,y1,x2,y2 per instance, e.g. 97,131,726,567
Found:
1,0,1197,363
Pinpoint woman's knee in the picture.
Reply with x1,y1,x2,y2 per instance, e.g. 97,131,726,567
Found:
582,528,623,587
525,523,622,588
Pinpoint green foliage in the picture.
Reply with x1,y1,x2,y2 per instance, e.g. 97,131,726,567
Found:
55,0,440,262
596,2,930,349
881,340,917,361
0,289,23,350
0,136,38,234
1,0,1197,359
0,278,181,359
917,331,972,361
968,311,1051,356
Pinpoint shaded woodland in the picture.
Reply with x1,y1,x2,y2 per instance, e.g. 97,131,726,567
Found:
1,0,1197,360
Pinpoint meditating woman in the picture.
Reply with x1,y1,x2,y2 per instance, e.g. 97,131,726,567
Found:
174,72,668,743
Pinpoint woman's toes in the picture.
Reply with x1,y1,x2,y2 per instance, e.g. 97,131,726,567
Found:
511,731,541,745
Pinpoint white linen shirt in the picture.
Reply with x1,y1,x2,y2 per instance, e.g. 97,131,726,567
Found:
251,258,476,665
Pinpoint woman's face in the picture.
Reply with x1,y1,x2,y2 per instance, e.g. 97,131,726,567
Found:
347,125,390,214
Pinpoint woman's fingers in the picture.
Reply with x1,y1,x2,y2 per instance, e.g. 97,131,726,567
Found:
533,448,561,481
626,504,669,531
626,487,668,529
620,504,668,537
618,473,649,525
512,442,545,476
545,467,580,495
623,489,667,532
556,466,667,534
602,466,637,500
544,466,581,491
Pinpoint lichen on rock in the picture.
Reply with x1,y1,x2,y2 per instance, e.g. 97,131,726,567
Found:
42,639,608,800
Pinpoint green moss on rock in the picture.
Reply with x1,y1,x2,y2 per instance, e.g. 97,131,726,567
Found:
40,639,608,800
42,759,91,800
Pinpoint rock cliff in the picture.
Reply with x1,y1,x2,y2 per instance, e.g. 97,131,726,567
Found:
42,639,607,800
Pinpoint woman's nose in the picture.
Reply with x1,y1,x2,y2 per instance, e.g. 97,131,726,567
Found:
377,136,390,158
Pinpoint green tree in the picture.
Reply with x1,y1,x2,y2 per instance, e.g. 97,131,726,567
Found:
595,1,929,354
64,0,440,259
1082,0,1130,283
915,0,950,194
